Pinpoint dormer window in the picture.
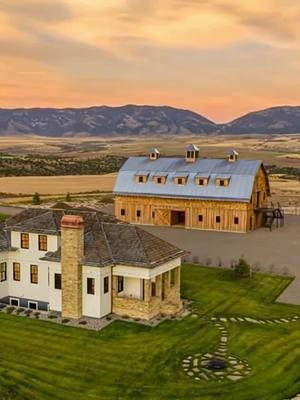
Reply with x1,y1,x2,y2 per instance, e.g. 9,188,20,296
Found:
195,175,209,186
216,176,231,187
153,172,167,184
135,172,149,184
173,173,188,185
185,144,199,163
149,148,160,160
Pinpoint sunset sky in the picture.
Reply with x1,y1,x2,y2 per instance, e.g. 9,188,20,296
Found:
1,0,300,122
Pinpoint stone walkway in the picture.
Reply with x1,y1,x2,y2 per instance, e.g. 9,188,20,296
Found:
182,313,300,387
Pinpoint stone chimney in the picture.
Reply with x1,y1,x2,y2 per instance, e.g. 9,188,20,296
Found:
61,215,84,319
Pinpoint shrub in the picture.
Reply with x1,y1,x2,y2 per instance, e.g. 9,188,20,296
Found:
24,309,32,316
106,315,113,321
6,306,15,313
79,320,87,325
16,307,24,313
0,304,7,309
65,192,72,202
62,319,70,324
32,192,41,205
48,313,57,319
234,257,252,279
205,257,212,266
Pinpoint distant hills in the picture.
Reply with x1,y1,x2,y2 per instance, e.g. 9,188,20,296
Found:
0,104,300,136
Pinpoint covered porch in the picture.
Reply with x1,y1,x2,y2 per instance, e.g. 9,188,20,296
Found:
112,266,182,320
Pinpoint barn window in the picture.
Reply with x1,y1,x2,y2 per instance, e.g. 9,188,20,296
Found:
198,215,203,222
138,176,143,183
152,211,155,219
136,210,141,217
157,177,162,184
234,217,239,225
121,208,126,216
219,180,225,186
216,216,221,224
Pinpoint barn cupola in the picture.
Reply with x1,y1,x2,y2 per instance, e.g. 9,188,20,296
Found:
185,144,199,163
149,148,160,160
228,149,239,163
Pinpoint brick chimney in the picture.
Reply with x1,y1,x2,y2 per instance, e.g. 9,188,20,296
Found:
61,215,84,319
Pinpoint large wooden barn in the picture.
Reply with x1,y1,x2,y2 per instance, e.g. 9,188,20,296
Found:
113,145,272,233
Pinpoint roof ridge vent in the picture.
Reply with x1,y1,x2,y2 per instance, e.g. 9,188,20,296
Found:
185,144,199,163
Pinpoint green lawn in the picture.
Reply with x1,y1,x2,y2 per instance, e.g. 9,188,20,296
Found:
1,265,300,400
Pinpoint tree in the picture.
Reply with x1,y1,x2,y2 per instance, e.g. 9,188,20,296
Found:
234,257,252,279
32,192,41,205
65,192,72,202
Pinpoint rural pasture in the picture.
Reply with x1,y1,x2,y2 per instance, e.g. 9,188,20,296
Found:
0,135,298,209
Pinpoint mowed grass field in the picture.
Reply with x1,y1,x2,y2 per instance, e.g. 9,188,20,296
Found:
1,265,300,400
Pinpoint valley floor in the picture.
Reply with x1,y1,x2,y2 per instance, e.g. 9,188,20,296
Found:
1,265,300,400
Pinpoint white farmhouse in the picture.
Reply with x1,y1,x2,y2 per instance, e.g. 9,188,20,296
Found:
0,206,184,320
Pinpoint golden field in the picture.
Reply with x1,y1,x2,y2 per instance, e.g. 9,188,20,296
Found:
0,135,299,211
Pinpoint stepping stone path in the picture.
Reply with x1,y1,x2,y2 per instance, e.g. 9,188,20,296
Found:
183,314,300,384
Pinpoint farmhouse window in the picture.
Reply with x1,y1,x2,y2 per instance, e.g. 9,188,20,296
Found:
13,263,21,281
21,233,29,249
30,265,38,284
0,262,7,282
104,276,109,294
117,276,124,293
121,208,126,216
87,278,95,295
38,235,47,251
198,215,203,222
54,273,61,290
216,216,221,224
136,210,141,218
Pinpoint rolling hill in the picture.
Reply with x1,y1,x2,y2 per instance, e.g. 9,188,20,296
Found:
0,104,300,136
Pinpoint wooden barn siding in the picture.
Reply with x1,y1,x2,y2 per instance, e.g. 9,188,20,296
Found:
115,166,270,233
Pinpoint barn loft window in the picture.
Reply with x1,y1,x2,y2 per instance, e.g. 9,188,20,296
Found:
198,215,203,222
216,216,221,224
149,148,160,160
234,217,239,225
136,210,141,218
216,177,231,187
185,144,199,163
195,176,209,186
174,174,188,185
153,173,167,184
135,172,149,184
121,208,126,216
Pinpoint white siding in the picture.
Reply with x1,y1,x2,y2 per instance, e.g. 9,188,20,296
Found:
48,264,62,311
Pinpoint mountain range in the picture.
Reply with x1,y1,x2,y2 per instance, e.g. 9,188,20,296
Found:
0,105,300,136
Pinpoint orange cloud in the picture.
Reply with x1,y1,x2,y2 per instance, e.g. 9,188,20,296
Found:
1,0,300,122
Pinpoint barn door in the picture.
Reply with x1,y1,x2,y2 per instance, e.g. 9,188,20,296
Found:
154,209,170,226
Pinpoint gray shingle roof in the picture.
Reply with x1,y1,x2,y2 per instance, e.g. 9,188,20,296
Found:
113,157,263,202
4,205,184,268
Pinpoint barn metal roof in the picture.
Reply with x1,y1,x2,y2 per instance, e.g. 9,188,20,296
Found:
113,157,263,202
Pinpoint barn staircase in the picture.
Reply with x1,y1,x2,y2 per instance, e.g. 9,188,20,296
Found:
259,202,285,230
